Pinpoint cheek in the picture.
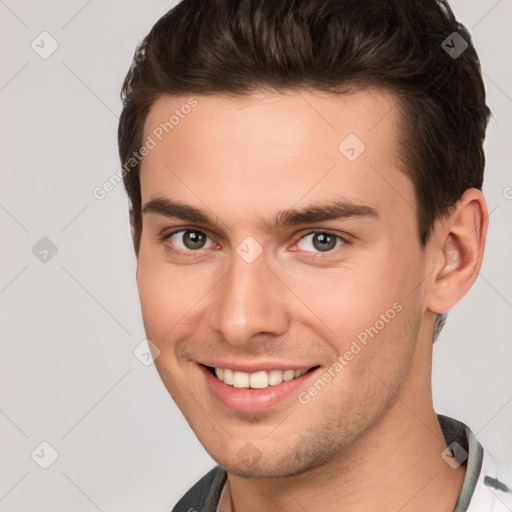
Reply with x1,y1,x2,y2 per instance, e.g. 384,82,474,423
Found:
283,264,400,334
282,248,422,356
136,249,217,345
136,254,180,341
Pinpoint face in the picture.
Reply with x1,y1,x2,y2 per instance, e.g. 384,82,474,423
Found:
136,88,431,477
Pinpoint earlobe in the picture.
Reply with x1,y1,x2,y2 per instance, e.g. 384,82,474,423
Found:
427,189,488,314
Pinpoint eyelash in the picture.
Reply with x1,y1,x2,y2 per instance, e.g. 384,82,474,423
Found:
160,227,350,259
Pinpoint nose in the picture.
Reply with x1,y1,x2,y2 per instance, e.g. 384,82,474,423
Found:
206,250,291,346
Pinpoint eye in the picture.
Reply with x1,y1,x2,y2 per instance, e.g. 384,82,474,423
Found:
167,229,214,251
296,231,346,253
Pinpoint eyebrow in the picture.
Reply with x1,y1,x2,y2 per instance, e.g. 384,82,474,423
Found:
142,197,378,231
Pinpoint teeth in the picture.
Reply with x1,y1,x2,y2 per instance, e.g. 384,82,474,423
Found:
249,371,268,389
223,368,234,385
213,367,311,388
268,370,283,386
283,369,295,381
233,371,250,388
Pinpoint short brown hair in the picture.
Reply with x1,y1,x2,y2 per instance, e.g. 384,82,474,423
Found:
118,0,491,336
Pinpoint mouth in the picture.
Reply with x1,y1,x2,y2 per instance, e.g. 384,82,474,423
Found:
204,364,321,389
198,362,322,413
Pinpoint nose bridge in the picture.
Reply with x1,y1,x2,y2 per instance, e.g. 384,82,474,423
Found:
209,250,289,345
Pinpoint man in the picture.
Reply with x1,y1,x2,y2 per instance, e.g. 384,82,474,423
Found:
118,0,511,510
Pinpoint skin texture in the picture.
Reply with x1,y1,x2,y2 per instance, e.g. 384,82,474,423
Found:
134,88,487,511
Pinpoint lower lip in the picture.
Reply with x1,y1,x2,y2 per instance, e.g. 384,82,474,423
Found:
198,364,321,413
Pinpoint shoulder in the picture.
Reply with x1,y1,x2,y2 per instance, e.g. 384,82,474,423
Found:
468,449,512,511
438,415,512,511
171,466,228,512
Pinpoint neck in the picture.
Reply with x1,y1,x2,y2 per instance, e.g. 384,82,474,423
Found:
227,333,466,512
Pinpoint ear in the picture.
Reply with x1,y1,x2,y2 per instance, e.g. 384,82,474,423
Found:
425,188,488,315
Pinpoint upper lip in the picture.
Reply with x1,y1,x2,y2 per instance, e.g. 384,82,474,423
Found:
198,360,319,373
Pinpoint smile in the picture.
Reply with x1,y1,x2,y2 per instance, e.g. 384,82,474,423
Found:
198,362,322,413
209,366,313,389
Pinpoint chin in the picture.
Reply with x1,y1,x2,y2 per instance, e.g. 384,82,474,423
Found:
211,442,335,479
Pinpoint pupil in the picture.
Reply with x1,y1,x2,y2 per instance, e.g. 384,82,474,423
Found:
313,233,336,252
184,231,206,249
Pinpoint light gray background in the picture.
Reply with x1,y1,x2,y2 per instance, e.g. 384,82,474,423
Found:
0,1,511,511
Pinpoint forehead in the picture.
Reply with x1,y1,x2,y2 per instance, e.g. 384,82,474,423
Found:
139,88,414,227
